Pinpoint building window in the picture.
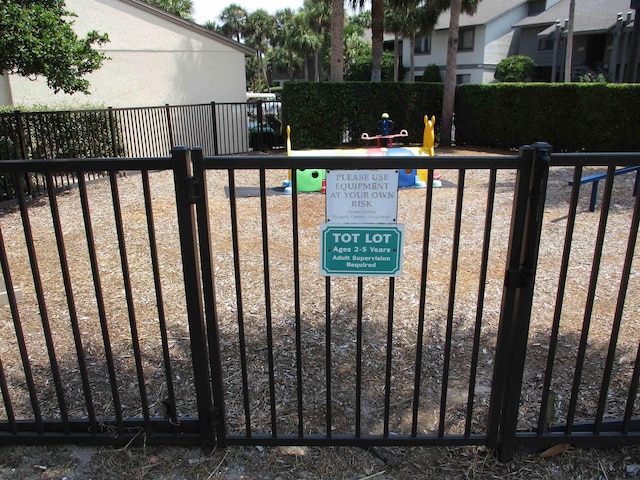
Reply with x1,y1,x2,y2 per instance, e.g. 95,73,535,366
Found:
456,74,471,84
459,27,475,51
414,36,431,54
538,37,554,51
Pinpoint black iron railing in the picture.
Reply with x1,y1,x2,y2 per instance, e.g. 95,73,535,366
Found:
0,147,638,462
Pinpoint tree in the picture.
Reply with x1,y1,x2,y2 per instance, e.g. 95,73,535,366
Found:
440,0,462,146
272,9,305,81
289,11,323,81
0,0,109,95
370,0,384,81
440,0,481,146
144,0,193,20
245,10,276,91
344,11,373,78
330,0,345,81
303,0,332,81
218,4,248,42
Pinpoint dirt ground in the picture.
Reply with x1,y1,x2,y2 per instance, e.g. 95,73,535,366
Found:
1,146,640,479
1,442,639,479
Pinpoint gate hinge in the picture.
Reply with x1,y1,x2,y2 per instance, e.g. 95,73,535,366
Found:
208,404,223,427
185,176,201,204
504,268,535,290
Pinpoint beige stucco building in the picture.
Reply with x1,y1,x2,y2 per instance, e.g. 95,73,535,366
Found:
0,0,255,108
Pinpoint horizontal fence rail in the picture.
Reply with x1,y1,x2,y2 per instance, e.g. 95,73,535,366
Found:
0,147,638,461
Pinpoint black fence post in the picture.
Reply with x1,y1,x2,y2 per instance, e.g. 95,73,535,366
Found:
166,104,175,148
107,107,119,158
210,102,219,156
488,143,551,461
171,146,215,451
256,100,264,152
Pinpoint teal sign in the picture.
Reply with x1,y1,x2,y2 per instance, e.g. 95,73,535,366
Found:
320,224,404,277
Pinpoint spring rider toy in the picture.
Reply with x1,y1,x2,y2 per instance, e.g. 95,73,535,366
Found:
360,113,408,147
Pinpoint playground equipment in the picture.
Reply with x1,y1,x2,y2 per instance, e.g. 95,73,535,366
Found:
282,115,441,194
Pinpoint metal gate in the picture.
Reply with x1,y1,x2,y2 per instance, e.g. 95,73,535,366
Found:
172,144,553,460
1,145,639,461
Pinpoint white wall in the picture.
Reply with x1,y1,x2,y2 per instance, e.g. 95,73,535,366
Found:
0,76,12,105
5,0,249,108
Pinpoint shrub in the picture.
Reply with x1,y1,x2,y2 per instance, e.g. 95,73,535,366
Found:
578,72,607,83
419,64,442,82
494,55,536,82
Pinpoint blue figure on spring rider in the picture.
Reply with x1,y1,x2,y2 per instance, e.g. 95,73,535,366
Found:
377,113,393,147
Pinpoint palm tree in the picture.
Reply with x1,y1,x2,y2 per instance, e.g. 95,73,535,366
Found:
290,11,323,81
303,0,332,81
245,9,277,91
218,4,248,42
347,0,384,82
384,2,406,81
440,0,480,145
143,0,193,19
272,9,302,81
330,0,345,81
370,0,384,81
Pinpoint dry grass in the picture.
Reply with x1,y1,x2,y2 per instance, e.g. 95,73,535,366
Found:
0,146,639,478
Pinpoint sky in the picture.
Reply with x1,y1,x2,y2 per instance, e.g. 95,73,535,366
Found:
192,0,305,25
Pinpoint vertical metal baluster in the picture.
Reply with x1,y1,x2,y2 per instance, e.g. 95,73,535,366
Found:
228,169,252,436
259,168,277,437
0,222,43,432
290,169,304,437
356,276,363,437
109,172,151,432
325,277,332,437
537,165,582,434
45,172,97,430
412,169,434,436
565,165,616,433
76,174,123,433
594,167,640,433
383,278,395,437
13,171,69,432
141,170,178,429
439,169,466,437
465,168,497,437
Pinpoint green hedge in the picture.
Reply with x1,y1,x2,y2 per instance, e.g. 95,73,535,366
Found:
283,82,640,152
282,82,444,149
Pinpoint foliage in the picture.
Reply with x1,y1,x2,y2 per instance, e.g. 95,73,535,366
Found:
282,82,444,148
283,82,640,152
419,64,442,82
494,55,536,82
1,105,126,160
217,3,247,41
345,50,395,81
0,0,110,94
578,72,607,83
454,83,640,151
143,0,193,19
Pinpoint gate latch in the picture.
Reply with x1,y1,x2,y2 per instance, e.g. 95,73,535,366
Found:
185,176,201,204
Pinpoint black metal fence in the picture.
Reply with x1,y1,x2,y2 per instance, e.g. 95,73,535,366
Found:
0,146,639,460
0,101,283,201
